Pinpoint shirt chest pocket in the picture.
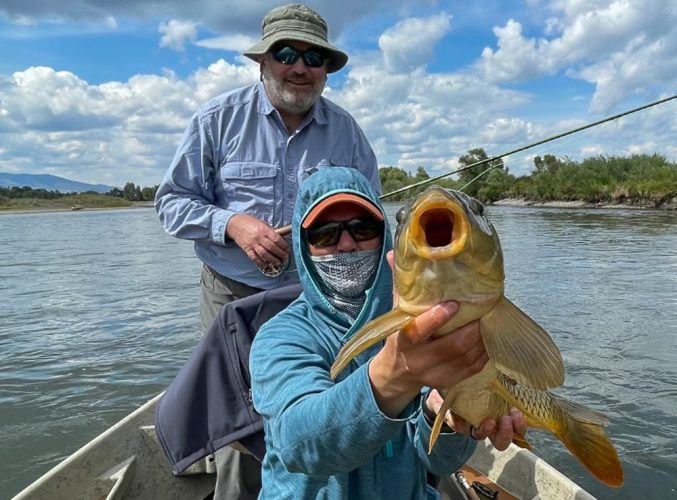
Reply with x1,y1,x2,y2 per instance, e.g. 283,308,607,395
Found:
219,162,279,220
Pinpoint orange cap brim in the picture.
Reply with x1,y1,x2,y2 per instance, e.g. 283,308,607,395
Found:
302,193,383,229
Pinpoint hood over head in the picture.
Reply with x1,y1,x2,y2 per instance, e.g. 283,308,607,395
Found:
293,167,393,336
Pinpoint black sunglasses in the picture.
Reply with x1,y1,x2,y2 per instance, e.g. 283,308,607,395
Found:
271,44,327,68
304,218,384,248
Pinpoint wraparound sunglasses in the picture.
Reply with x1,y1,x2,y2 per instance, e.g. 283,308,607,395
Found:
304,218,384,248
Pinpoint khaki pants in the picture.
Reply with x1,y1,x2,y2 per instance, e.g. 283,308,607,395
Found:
200,265,263,500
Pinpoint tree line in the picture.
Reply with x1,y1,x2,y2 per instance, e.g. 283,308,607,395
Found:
0,182,158,202
3,153,676,207
379,150,677,206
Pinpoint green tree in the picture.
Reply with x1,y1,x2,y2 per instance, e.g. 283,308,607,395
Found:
122,182,140,201
458,148,491,188
379,166,412,200
141,185,158,201
413,166,429,182
476,168,516,203
458,148,509,200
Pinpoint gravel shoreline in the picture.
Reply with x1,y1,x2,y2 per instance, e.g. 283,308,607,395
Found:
491,197,677,210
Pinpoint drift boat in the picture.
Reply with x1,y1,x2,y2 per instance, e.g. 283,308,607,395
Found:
13,393,595,500
13,284,598,500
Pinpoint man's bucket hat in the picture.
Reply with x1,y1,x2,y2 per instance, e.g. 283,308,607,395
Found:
243,4,348,73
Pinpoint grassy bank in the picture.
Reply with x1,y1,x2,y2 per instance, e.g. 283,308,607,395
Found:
0,193,136,212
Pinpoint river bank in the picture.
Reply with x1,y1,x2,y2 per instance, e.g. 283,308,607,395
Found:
3,198,676,215
491,197,677,210
0,201,154,215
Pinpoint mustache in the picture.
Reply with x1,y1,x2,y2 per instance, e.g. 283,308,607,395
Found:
285,79,313,85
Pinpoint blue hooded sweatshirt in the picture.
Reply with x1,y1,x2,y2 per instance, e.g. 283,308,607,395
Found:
250,167,476,499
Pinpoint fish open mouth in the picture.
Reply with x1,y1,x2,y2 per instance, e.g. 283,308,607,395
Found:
411,200,469,260
420,209,454,247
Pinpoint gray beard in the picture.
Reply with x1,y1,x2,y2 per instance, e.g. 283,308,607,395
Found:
262,71,325,116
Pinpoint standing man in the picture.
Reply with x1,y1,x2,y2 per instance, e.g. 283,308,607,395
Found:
156,3,380,334
155,4,379,499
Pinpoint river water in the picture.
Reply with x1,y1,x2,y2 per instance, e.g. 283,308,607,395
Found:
1,205,676,499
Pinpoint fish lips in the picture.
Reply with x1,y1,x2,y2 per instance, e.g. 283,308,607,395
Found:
405,196,470,261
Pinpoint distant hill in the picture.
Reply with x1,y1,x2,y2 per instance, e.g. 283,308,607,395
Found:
0,172,116,193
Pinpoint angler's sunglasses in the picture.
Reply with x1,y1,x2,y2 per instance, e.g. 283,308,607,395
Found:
271,44,327,68
304,218,384,248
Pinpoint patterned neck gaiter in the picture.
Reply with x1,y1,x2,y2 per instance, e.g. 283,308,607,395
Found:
309,248,380,321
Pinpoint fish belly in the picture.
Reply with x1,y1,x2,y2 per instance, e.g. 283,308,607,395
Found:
441,362,510,425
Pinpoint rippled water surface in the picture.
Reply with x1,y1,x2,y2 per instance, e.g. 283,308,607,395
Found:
2,205,676,499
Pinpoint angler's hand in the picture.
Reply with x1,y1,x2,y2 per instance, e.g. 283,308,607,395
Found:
226,214,289,270
473,408,527,451
368,251,489,418
426,390,527,451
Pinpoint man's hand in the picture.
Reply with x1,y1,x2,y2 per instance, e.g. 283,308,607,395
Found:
226,214,290,270
426,389,527,451
368,252,489,418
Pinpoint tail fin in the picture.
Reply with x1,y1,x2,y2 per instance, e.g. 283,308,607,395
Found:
554,395,624,487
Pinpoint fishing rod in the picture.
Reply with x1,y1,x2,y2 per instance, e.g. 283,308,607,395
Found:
269,93,676,238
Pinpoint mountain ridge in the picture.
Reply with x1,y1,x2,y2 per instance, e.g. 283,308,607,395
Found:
0,172,115,193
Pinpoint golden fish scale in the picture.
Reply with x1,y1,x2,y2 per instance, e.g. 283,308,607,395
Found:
395,246,503,337
497,374,566,433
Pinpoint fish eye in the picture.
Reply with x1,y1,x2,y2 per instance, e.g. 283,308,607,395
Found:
474,200,485,215
465,195,484,215
395,206,406,224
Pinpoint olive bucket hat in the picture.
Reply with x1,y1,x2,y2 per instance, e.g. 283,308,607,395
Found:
243,3,348,73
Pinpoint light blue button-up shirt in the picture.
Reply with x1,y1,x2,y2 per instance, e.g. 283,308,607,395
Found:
155,82,381,289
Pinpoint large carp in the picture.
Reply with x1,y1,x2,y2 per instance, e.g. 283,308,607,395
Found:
330,186,623,487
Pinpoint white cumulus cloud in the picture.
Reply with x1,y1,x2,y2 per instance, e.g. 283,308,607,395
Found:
195,34,258,52
159,19,198,51
379,13,452,73
0,62,259,186
476,0,677,112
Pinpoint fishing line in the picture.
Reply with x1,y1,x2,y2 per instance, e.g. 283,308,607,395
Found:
458,163,501,192
260,93,677,274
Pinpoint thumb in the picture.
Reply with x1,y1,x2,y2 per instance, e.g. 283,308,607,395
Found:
402,301,458,344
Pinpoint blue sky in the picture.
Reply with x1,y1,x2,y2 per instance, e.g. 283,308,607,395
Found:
0,0,675,188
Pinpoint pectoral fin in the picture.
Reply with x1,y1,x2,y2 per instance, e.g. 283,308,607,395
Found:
429,389,456,454
480,297,564,389
330,309,415,379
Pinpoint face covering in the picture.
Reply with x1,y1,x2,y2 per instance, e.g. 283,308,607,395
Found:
309,248,380,320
